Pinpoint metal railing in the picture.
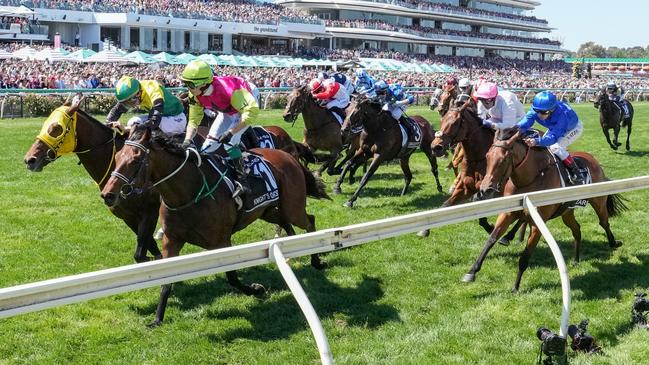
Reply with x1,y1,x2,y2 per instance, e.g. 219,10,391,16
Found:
1,176,648,364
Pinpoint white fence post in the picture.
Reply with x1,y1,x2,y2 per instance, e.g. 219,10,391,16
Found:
269,242,334,365
524,196,570,339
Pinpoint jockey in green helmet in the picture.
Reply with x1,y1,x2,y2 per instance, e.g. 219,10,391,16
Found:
107,75,186,135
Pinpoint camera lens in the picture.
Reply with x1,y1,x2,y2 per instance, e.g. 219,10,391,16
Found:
567,324,578,338
537,327,551,341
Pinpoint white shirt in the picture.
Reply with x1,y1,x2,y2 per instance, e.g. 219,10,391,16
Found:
477,90,525,129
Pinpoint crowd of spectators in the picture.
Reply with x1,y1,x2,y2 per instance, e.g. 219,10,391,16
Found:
2,45,649,91
8,0,321,25
379,0,548,25
325,19,561,46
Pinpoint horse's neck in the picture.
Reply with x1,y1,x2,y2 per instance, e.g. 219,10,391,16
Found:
510,143,555,189
75,113,121,188
365,110,394,134
302,97,336,130
460,113,493,159
151,150,229,208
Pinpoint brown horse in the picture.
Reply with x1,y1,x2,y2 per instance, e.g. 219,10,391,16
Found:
100,126,330,326
420,99,525,242
334,97,443,208
282,84,359,177
436,84,458,117
23,96,162,263
593,90,633,151
466,129,626,292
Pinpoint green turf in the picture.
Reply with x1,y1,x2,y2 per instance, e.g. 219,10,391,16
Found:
1,103,649,364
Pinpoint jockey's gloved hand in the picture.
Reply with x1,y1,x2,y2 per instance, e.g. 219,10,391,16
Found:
181,139,193,149
218,130,233,144
381,103,390,112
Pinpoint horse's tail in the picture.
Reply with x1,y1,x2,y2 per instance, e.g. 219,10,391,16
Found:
606,193,628,218
301,164,331,200
293,141,317,165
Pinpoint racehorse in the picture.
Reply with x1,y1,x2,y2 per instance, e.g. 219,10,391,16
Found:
593,90,633,151
100,126,330,326
334,96,443,207
23,95,162,263
282,84,360,177
429,87,443,111
418,99,525,243
437,84,458,117
465,129,626,292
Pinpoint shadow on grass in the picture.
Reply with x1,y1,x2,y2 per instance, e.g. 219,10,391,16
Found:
131,261,399,343
623,150,649,158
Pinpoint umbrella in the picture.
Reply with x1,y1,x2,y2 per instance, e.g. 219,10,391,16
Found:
175,53,197,64
83,49,129,63
68,49,96,61
215,55,237,66
124,51,157,64
198,53,219,65
34,48,71,63
12,46,38,60
152,52,181,64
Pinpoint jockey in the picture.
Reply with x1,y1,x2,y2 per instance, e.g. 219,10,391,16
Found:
517,91,585,185
456,78,473,105
473,82,525,130
318,71,355,95
376,81,416,135
353,69,376,98
310,77,350,122
107,76,186,134
180,59,260,198
605,81,630,118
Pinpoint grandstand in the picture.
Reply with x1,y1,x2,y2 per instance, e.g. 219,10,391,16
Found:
277,0,563,60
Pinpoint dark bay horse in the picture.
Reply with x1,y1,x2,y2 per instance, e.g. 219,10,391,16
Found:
466,129,626,292
282,85,359,177
334,97,443,208
23,96,162,263
594,91,633,151
100,126,330,326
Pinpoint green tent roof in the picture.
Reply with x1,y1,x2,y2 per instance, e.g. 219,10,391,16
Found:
152,52,182,64
124,51,156,64
175,53,198,63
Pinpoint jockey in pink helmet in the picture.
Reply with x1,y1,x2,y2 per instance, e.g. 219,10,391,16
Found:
472,81,525,130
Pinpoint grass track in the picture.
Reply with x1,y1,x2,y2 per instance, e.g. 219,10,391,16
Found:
1,103,649,364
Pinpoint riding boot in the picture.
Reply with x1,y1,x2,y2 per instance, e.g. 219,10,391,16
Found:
242,127,259,150
564,159,584,185
231,156,251,199
399,116,413,137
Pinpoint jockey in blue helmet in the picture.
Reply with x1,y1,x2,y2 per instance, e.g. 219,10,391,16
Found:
517,90,584,184
379,82,416,135
605,81,630,118
353,69,376,98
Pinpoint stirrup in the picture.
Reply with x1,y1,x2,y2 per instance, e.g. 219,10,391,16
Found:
232,181,244,199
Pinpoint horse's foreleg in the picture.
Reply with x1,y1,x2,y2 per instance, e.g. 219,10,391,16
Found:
344,153,383,208
602,128,617,150
464,213,517,282
333,150,365,195
613,126,621,147
141,213,162,260
512,226,543,292
499,218,526,246
149,237,183,327
560,211,582,263
399,156,413,196
324,150,342,176
423,147,443,193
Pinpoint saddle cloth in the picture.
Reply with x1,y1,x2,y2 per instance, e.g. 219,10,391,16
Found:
205,153,279,212
555,155,592,209
251,126,276,149
399,118,422,151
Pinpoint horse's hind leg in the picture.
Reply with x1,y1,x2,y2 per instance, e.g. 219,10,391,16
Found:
561,210,582,262
499,219,526,246
590,196,622,248
140,213,162,260
226,270,266,295
280,215,325,270
602,128,617,150
613,126,622,148
399,156,413,196
626,120,632,151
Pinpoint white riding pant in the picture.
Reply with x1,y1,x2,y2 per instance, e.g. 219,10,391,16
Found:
201,112,246,154
325,97,349,111
549,121,583,160
385,104,407,120
127,113,187,135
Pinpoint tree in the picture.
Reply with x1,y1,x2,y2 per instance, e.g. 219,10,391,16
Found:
577,42,607,58
627,46,646,58
606,46,624,58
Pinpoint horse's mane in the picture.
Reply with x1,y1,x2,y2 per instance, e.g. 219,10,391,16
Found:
129,126,187,157
495,127,519,141
76,109,115,134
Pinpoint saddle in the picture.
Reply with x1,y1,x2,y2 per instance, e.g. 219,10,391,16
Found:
397,117,422,157
553,156,591,212
241,126,276,150
328,106,346,125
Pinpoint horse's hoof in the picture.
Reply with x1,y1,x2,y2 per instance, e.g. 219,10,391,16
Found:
343,201,354,208
333,187,341,195
462,273,476,282
250,283,266,296
312,260,327,270
612,240,623,248
616,142,622,146
437,185,444,193
416,229,430,238
498,238,510,246
511,287,519,294
154,254,163,260
611,146,618,151
146,319,162,329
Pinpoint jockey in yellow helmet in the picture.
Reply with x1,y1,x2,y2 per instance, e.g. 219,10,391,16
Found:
107,76,186,134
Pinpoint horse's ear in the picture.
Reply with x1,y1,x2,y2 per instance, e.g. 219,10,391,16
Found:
63,93,73,107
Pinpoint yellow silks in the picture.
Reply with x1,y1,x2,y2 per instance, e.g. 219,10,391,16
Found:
36,107,78,157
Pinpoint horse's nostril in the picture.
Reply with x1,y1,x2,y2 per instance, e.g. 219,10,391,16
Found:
102,192,116,206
